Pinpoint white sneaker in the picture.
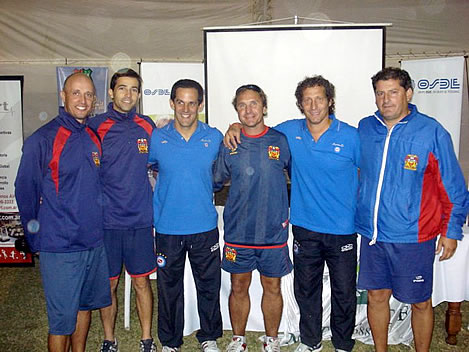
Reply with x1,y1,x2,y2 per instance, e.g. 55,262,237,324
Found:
262,337,280,352
226,337,248,352
201,340,220,352
294,342,322,352
162,347,180,352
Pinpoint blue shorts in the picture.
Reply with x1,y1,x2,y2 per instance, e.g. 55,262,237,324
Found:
40,246,111,335
104,227,157,279
357,236,436,304
222,243,293,278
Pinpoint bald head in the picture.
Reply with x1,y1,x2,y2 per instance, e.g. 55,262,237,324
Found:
60,73,96,123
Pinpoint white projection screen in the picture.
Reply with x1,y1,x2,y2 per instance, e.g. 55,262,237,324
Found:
204,24,387,132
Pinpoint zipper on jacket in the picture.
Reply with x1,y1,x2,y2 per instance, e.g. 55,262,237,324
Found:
369,118,395,245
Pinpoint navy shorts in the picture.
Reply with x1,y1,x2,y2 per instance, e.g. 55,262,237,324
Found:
357,236,436,304
104,227,157,279
222,243,293,278
40,246,111,335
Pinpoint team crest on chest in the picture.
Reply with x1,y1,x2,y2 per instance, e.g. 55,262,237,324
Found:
137,138,149,153
92,152,100,166
404,154,419,171
268,146,280,160
225,246,237,262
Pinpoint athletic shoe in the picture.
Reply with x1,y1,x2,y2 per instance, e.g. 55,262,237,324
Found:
162,347,180,352
100,339,119,352
140,338,157,352
294,342,322,352
226,337,248,352
262,337,280,352
201,340,220,351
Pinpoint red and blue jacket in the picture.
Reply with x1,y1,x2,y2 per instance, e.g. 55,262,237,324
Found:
15,108,104,253
88,103,156,230
356,104,468,243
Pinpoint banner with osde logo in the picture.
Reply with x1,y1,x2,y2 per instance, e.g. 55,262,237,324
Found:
56,66,109,116
0,76,32,265
401,57,464,156
140,62,204,126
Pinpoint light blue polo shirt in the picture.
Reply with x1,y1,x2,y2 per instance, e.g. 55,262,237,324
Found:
148,120,223,235
275,116,360,235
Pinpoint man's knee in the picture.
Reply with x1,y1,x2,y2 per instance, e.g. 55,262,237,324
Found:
367,289,392,305
260,276,281,296
411,298,432,312
132,276,151,292
231,274,251,296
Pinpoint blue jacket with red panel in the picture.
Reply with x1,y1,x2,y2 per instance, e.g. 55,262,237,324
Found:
15,107,104,253
88,103,155,229
356,104,468,243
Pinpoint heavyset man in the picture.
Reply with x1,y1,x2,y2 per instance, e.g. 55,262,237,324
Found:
225,76,360,352
15,73,111,352
149,79,223,352
214,85,292,352
88,68,157,352
356,67,469,352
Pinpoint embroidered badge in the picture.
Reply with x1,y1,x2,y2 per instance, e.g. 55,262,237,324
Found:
225,247,237,262
92,152,100,166
404,154,419,171
156,253,167,268
268,146,280,160
137,138,149,153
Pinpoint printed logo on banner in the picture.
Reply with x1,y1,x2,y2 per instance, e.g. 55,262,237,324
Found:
415,78,461,94
143,88,170,96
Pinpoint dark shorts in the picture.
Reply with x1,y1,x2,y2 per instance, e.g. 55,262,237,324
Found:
222,243,293,277
357,236,436,304
104,227,157,279
40,246,111,335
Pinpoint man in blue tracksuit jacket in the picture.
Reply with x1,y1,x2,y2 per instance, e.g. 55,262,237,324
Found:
225,76,360,352
88,68,157,352
15,73,111,352
356,67,469,352
148,79,223,352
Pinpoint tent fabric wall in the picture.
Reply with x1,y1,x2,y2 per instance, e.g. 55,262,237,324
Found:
1,0,468,176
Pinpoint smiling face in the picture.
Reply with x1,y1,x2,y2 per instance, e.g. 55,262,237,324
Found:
60,73,96,123
170,87,202,133
374,78,413,128
235,89,266,135
301,85,332,131
109,76,140,113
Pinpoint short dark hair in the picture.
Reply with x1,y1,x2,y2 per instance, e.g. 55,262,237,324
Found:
170,79,204,105
232,84,268,112
295,76,335,115
110,68,142,92
371,67,413,92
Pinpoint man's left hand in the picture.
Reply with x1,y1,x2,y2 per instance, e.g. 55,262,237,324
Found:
435,236,457,261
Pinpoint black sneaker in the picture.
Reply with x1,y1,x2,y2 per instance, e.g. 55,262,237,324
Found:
140,338,157,352
100,339,119,352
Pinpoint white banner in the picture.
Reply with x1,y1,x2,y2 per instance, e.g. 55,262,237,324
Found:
140,62,204,126
401,57,465,156
0,77,23,214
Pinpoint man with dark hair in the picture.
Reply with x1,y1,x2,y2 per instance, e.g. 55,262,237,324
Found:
357,67,469,352
215,84,292,352
88,68,157,352
15,72,111,352
149,79,223,352
225,76,360,352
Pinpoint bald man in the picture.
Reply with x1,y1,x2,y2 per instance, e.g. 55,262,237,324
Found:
15,73,111,352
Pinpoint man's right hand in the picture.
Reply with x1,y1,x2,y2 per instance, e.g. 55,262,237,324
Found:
223,122,242,149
